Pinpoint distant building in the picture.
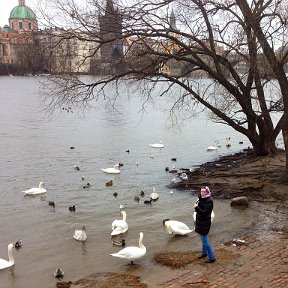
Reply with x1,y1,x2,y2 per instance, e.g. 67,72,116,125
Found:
99,0,123,63
9,0,38,32
0,0,38,73
37,28,98,74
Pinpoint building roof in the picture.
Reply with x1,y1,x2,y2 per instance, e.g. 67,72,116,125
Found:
9,2,36,20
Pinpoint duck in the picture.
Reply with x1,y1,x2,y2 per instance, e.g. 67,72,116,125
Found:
101,164,120,174
149,141,164,148
169,166,178,173
48,201,55,207
113,192,118,197
111,210,128,236
226,137,231,148
0,243,14,270
171,158,177,162
134,196,140,202
73,226,87,241
112,239,126,246
22,182,47,195
69,205,76,212
150,187,159,200
83,182,91,188
165,166,169,172
163,219,193,236
140,190,145,197
110,232,146,264
106,180,113,187
15,240,22,249
81,176,85,181
54,268,65,278
73,165,80,171
144,198,152,205
193,211,215,222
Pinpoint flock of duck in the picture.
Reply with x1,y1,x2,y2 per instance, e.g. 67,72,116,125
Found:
0,140,219,276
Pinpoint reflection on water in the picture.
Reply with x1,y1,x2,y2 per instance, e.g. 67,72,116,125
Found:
0,76,254,288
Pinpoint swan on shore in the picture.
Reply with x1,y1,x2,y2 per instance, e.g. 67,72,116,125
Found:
149,141,164,148
163,219,193,236
23,182,46,195
101,164,120,174
110,232,146,264
73,226,87,241
111,211,128,236
0,243,14,270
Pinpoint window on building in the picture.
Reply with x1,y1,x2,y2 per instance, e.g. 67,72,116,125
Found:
29,23,32,30
11,23,14,29
19,22,23,29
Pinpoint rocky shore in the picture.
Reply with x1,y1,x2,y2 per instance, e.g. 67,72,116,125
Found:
168,149,288,202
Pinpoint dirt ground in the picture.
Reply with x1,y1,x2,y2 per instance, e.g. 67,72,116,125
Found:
60,150,288,288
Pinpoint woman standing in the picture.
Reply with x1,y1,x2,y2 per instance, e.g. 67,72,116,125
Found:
194,186,216,263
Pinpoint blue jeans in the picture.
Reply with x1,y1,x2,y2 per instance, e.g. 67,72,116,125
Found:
200,234,215,260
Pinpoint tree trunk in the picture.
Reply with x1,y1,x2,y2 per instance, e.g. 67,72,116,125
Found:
282,127,288,182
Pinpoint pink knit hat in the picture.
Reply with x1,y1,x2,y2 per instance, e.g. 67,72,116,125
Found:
202,186,212,198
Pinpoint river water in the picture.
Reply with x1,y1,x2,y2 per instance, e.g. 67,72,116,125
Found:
0,76,257,288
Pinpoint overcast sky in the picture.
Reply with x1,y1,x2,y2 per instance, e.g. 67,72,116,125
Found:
0,0,37,27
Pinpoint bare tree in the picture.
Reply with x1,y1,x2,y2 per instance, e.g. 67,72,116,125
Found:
38,0,288,181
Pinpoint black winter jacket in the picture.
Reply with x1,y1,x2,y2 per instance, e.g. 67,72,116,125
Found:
194,195,213,235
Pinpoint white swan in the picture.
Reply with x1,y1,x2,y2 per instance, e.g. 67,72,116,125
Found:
207,145,217,151
110,232,146,264
101,164,120,174
73,226,87,241
207,140,221,151
149,141,164,148
0,243,14,270
111,211,128,236
193,211,215,222
163,219,193,236
22,182,46,195
150,187,159,200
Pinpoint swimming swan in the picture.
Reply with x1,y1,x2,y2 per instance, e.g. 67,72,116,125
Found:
193,211,215,222
163,219,193,236
150,187,159,200
73,226,87,241
110,232,146,264
0,243,14,270
207,140,221,151
111,211,128,236
149,141,164,148
101,164,120,174
22,182,46,195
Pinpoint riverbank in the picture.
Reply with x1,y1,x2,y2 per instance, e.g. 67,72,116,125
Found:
169,149,288,202
63,150,288,288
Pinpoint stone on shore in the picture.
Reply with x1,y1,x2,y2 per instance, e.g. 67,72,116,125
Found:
230,196,249,207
